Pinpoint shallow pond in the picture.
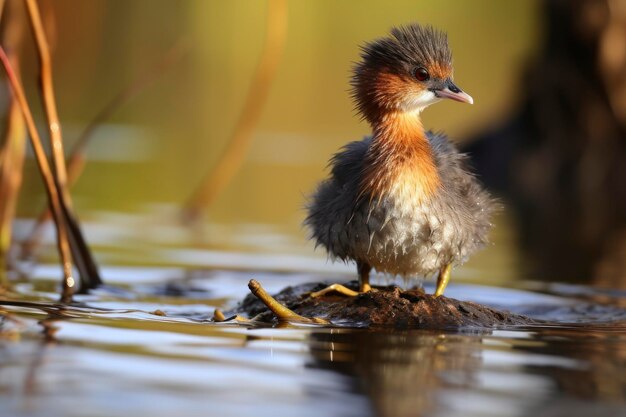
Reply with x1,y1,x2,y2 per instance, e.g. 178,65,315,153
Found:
2,213,626,417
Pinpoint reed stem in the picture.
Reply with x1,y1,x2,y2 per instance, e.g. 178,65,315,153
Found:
0,47,75,302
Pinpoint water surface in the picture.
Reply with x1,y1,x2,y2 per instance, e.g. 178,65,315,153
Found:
2,215,626,417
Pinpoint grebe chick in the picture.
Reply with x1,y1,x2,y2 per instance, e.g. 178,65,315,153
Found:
305,23,495,297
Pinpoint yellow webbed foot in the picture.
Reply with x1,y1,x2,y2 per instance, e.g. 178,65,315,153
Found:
310,281,372,298
311,261,372,298
310,283,359,298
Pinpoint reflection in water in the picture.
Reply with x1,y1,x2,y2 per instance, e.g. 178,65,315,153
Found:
23,316,59,399
2,270,626,417
308,330,485,417
306,325,626,417
522,327,626,405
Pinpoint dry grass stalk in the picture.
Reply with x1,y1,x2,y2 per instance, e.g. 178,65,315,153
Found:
183,0,287,221
0,91,26,276
24,0,69,190
0,0,26,288
22,0,102,293
0,47,75,302
22,40,188,255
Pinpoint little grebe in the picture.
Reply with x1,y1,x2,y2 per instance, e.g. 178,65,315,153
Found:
305,23,494,297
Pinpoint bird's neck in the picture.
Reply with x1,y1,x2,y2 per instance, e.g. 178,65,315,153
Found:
361,111,441,202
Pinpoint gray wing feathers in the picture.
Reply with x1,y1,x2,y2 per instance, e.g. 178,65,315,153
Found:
305,137,371,259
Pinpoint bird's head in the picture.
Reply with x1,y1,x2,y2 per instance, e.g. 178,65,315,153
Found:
352,24,473,124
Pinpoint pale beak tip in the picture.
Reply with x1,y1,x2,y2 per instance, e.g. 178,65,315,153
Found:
435,87,474,105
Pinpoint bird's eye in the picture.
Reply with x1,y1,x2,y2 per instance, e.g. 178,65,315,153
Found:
414,67,430,81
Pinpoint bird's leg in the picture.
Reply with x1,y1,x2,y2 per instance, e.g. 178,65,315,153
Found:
359,261,372,292
434,264,452,297
310,261,372,298
248,279,329,324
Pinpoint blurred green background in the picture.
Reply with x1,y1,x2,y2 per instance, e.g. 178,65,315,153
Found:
18,0,537,224
6,0,542,284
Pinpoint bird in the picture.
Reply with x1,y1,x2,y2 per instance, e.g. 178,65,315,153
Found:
305,23,494,298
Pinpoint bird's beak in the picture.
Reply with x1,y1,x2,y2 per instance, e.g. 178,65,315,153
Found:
435,81,474,104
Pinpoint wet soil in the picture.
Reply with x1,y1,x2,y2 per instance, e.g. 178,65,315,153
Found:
229,281,537,329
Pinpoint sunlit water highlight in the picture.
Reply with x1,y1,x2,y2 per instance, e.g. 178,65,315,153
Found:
2,215,626,417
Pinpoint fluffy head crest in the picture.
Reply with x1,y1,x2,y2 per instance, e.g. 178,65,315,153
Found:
360,24,452,72
351,24,455,122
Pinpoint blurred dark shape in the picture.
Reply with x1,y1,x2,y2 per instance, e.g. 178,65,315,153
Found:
466,0,626,286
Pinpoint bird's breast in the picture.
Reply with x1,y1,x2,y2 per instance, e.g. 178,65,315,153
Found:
361,121,441,205
362,159,442,214
355,191,456,277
